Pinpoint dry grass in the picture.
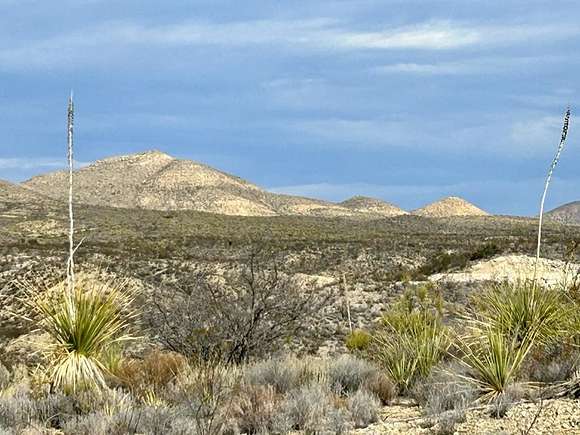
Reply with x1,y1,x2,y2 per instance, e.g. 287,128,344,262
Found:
115,350,187,399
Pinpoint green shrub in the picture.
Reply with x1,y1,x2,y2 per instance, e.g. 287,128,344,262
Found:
452,280,576,403
371,286,449,392
345,329,372,353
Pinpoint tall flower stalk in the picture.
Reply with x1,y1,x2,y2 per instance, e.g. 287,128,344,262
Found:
534,107,571,282
66,92,75,295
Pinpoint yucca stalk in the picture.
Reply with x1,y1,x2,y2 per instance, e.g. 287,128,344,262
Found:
66,92,75,296
534,107,571,282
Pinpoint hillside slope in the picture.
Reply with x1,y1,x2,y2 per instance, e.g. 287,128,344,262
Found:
412,196,488,217
24,151,405,218
546,201,580,225
0,179,55,211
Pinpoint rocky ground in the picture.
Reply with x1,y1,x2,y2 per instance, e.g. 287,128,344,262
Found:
357,399,580,434
430,254,580,287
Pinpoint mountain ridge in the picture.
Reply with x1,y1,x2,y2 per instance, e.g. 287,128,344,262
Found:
22,151,386,217
21,151,491,219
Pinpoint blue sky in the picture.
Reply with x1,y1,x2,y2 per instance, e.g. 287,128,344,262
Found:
0,0,578,215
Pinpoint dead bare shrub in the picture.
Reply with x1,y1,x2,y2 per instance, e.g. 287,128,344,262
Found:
150,248,333,364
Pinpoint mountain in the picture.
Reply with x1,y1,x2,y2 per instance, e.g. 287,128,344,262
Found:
24,151,275,216
546,201,580,225
23,151,404,218
339,196,407,217
412,196,489,217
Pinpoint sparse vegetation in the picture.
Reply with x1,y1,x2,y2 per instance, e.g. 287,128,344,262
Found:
0,101,578,433
371,285,449,392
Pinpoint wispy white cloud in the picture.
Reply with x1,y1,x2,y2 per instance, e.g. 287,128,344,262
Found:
374,55,565,75
340,22,481,50
1,19,578,70
292,118,412,148
510,113,571,148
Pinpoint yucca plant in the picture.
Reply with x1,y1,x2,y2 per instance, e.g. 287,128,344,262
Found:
21,273,138,393
474,280,572,346
455,322,536,401
373,309,449,391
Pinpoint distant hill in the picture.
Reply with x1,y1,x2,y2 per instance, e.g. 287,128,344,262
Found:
0,179,47,205
546,201,580,225
339,196,407,217
412,196,488,217
23,151,404,218
0,179,59,221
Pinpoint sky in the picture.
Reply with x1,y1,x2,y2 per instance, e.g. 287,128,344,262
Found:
0,0,579,216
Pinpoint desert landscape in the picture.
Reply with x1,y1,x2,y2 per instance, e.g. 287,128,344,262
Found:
1,145,580,434
2,1,580,434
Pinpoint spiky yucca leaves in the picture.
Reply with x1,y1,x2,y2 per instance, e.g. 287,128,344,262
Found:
22,273,138,393
474,280,572,347
455,323,536,401
373,310,449,392
455,279,573,402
